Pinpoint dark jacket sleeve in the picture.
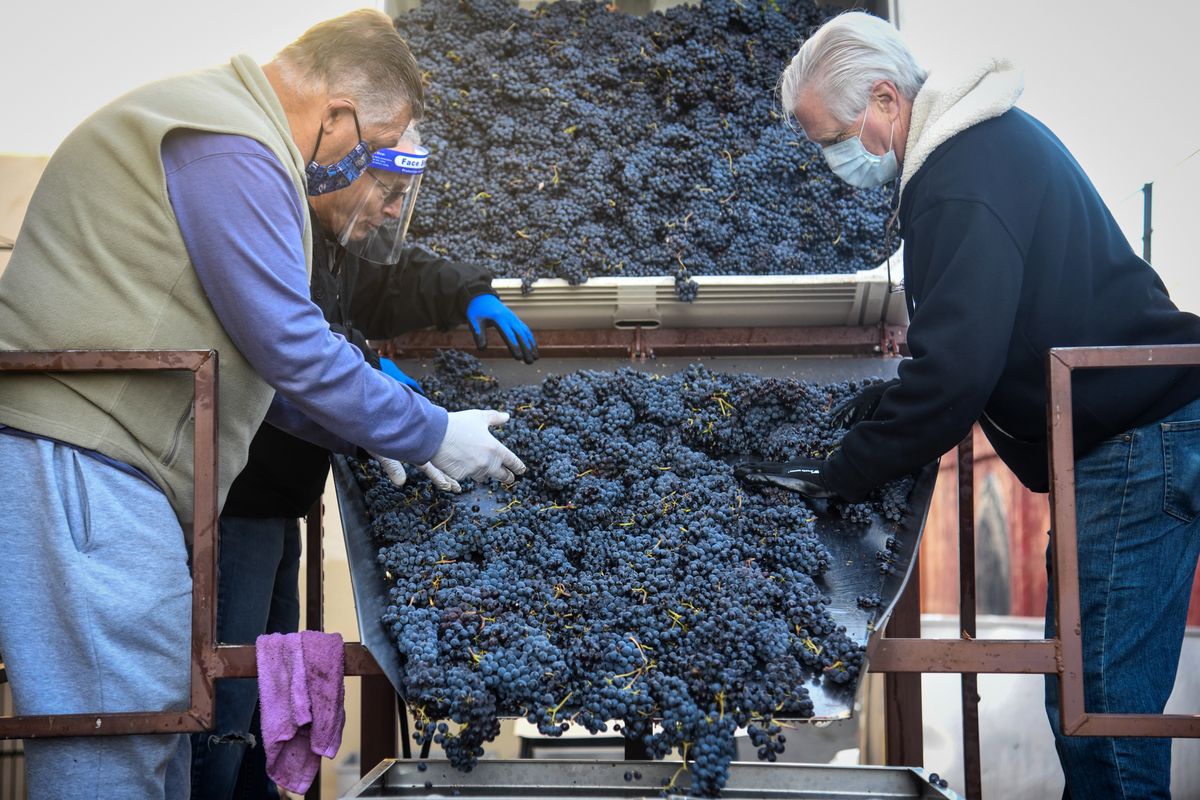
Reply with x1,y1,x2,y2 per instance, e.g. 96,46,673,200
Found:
348,246,495,339
329,322,381,370
823,199,1024,500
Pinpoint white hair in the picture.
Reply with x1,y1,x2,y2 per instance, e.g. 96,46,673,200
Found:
779,12,926,128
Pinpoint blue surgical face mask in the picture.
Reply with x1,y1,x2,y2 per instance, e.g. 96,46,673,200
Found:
821,104,898,189
305,109,372,196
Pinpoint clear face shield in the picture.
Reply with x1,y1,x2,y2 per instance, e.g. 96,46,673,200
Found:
338,146,428,264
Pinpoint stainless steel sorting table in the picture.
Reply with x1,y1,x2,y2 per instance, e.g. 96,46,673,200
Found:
342,758,959,799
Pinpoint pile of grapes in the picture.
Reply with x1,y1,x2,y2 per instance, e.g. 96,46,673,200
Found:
396,0,899,298
353,352,915,796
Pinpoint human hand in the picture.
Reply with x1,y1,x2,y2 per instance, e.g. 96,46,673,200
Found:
466,294,538,364
380,357,425,395
732,456,834,498
415,462,462,492
372,454,462,492
829,378,899,429
430,409,526,484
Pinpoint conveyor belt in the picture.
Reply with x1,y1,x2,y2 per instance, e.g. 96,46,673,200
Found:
333,355,936,722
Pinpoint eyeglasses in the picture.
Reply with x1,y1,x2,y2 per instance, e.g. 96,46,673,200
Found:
366,171,412,207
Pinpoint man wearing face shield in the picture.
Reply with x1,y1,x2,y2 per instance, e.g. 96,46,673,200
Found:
0,10,527,798
322,132,539,365
191,126,538,799
732,12,1200,798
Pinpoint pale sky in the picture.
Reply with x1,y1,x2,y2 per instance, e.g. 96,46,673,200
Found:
898,0,1200,312
0,2,370,155
1,0,1196,309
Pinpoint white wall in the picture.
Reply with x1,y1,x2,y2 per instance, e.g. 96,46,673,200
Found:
896,0,1200,314
919,615,1200,799
0,1,376,156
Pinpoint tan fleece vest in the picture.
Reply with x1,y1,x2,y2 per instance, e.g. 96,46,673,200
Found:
0,55,312,525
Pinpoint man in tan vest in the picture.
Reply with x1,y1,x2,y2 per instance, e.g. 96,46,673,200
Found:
0,10,523,798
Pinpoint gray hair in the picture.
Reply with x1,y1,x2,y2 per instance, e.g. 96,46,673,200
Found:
274,9,424,128
779,12,926,128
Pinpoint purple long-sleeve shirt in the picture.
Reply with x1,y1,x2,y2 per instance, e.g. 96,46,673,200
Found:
161,129,447,461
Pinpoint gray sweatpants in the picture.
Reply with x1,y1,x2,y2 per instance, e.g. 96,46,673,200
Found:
0,432,192,799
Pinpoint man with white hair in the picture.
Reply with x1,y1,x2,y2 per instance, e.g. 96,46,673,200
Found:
0,10,523,798
737,11,1200,798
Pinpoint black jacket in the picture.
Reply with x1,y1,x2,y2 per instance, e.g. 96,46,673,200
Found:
221,215,493,518
825,108,1200,499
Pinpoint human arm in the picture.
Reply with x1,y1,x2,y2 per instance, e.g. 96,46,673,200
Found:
348,246,494,336
829,378,901,429
162,131,507,472
379,357,424,394
370,362,463,491
820,199,1025,500
732,456,833,498
349,247,537,362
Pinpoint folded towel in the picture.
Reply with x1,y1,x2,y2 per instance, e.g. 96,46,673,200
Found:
256,630,347,793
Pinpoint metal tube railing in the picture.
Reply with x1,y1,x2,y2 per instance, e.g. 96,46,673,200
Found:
872,343,1200,799
1046,344,1200,738
0,350,220,738
0,351,390,738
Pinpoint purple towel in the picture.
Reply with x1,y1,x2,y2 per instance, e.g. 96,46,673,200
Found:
256,630,347,793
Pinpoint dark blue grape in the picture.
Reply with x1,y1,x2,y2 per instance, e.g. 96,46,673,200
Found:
393,0,898,302
355,351,918,795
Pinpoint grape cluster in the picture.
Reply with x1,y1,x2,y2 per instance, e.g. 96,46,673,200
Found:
395,0,899,301
354,352,916,796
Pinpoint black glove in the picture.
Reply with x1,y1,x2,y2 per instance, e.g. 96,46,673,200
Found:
732,456,834,498
829,378,899,429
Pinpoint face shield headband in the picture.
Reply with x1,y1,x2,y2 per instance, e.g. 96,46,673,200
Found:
337,146,428,264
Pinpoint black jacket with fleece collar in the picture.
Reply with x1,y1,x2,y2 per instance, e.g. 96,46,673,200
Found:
824,80,1200,499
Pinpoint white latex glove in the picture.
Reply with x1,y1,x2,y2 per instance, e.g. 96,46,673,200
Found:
429,409,526,484
373,453,409,487
372,454,462,493
416,462,462,492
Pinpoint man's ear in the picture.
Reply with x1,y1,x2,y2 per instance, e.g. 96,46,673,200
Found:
872,80,900,118
319,100,356,136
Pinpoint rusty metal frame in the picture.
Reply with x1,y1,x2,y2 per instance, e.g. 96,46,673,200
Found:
869,343,1200,798
304,498,326,800
0,351,387,748
956,434,982,796
0,350,219,738
14,343,1185,782
385,324,907,361
1045,344,1200,737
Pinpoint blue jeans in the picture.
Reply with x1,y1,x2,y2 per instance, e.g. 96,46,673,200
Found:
0,432,192,799
189,516,301,800
1045,394,1200,799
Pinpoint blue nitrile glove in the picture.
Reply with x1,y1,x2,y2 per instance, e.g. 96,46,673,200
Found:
466,294,538,364
379,357,424,395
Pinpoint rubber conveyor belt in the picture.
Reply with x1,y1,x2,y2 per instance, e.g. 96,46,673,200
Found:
332,355,937,722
